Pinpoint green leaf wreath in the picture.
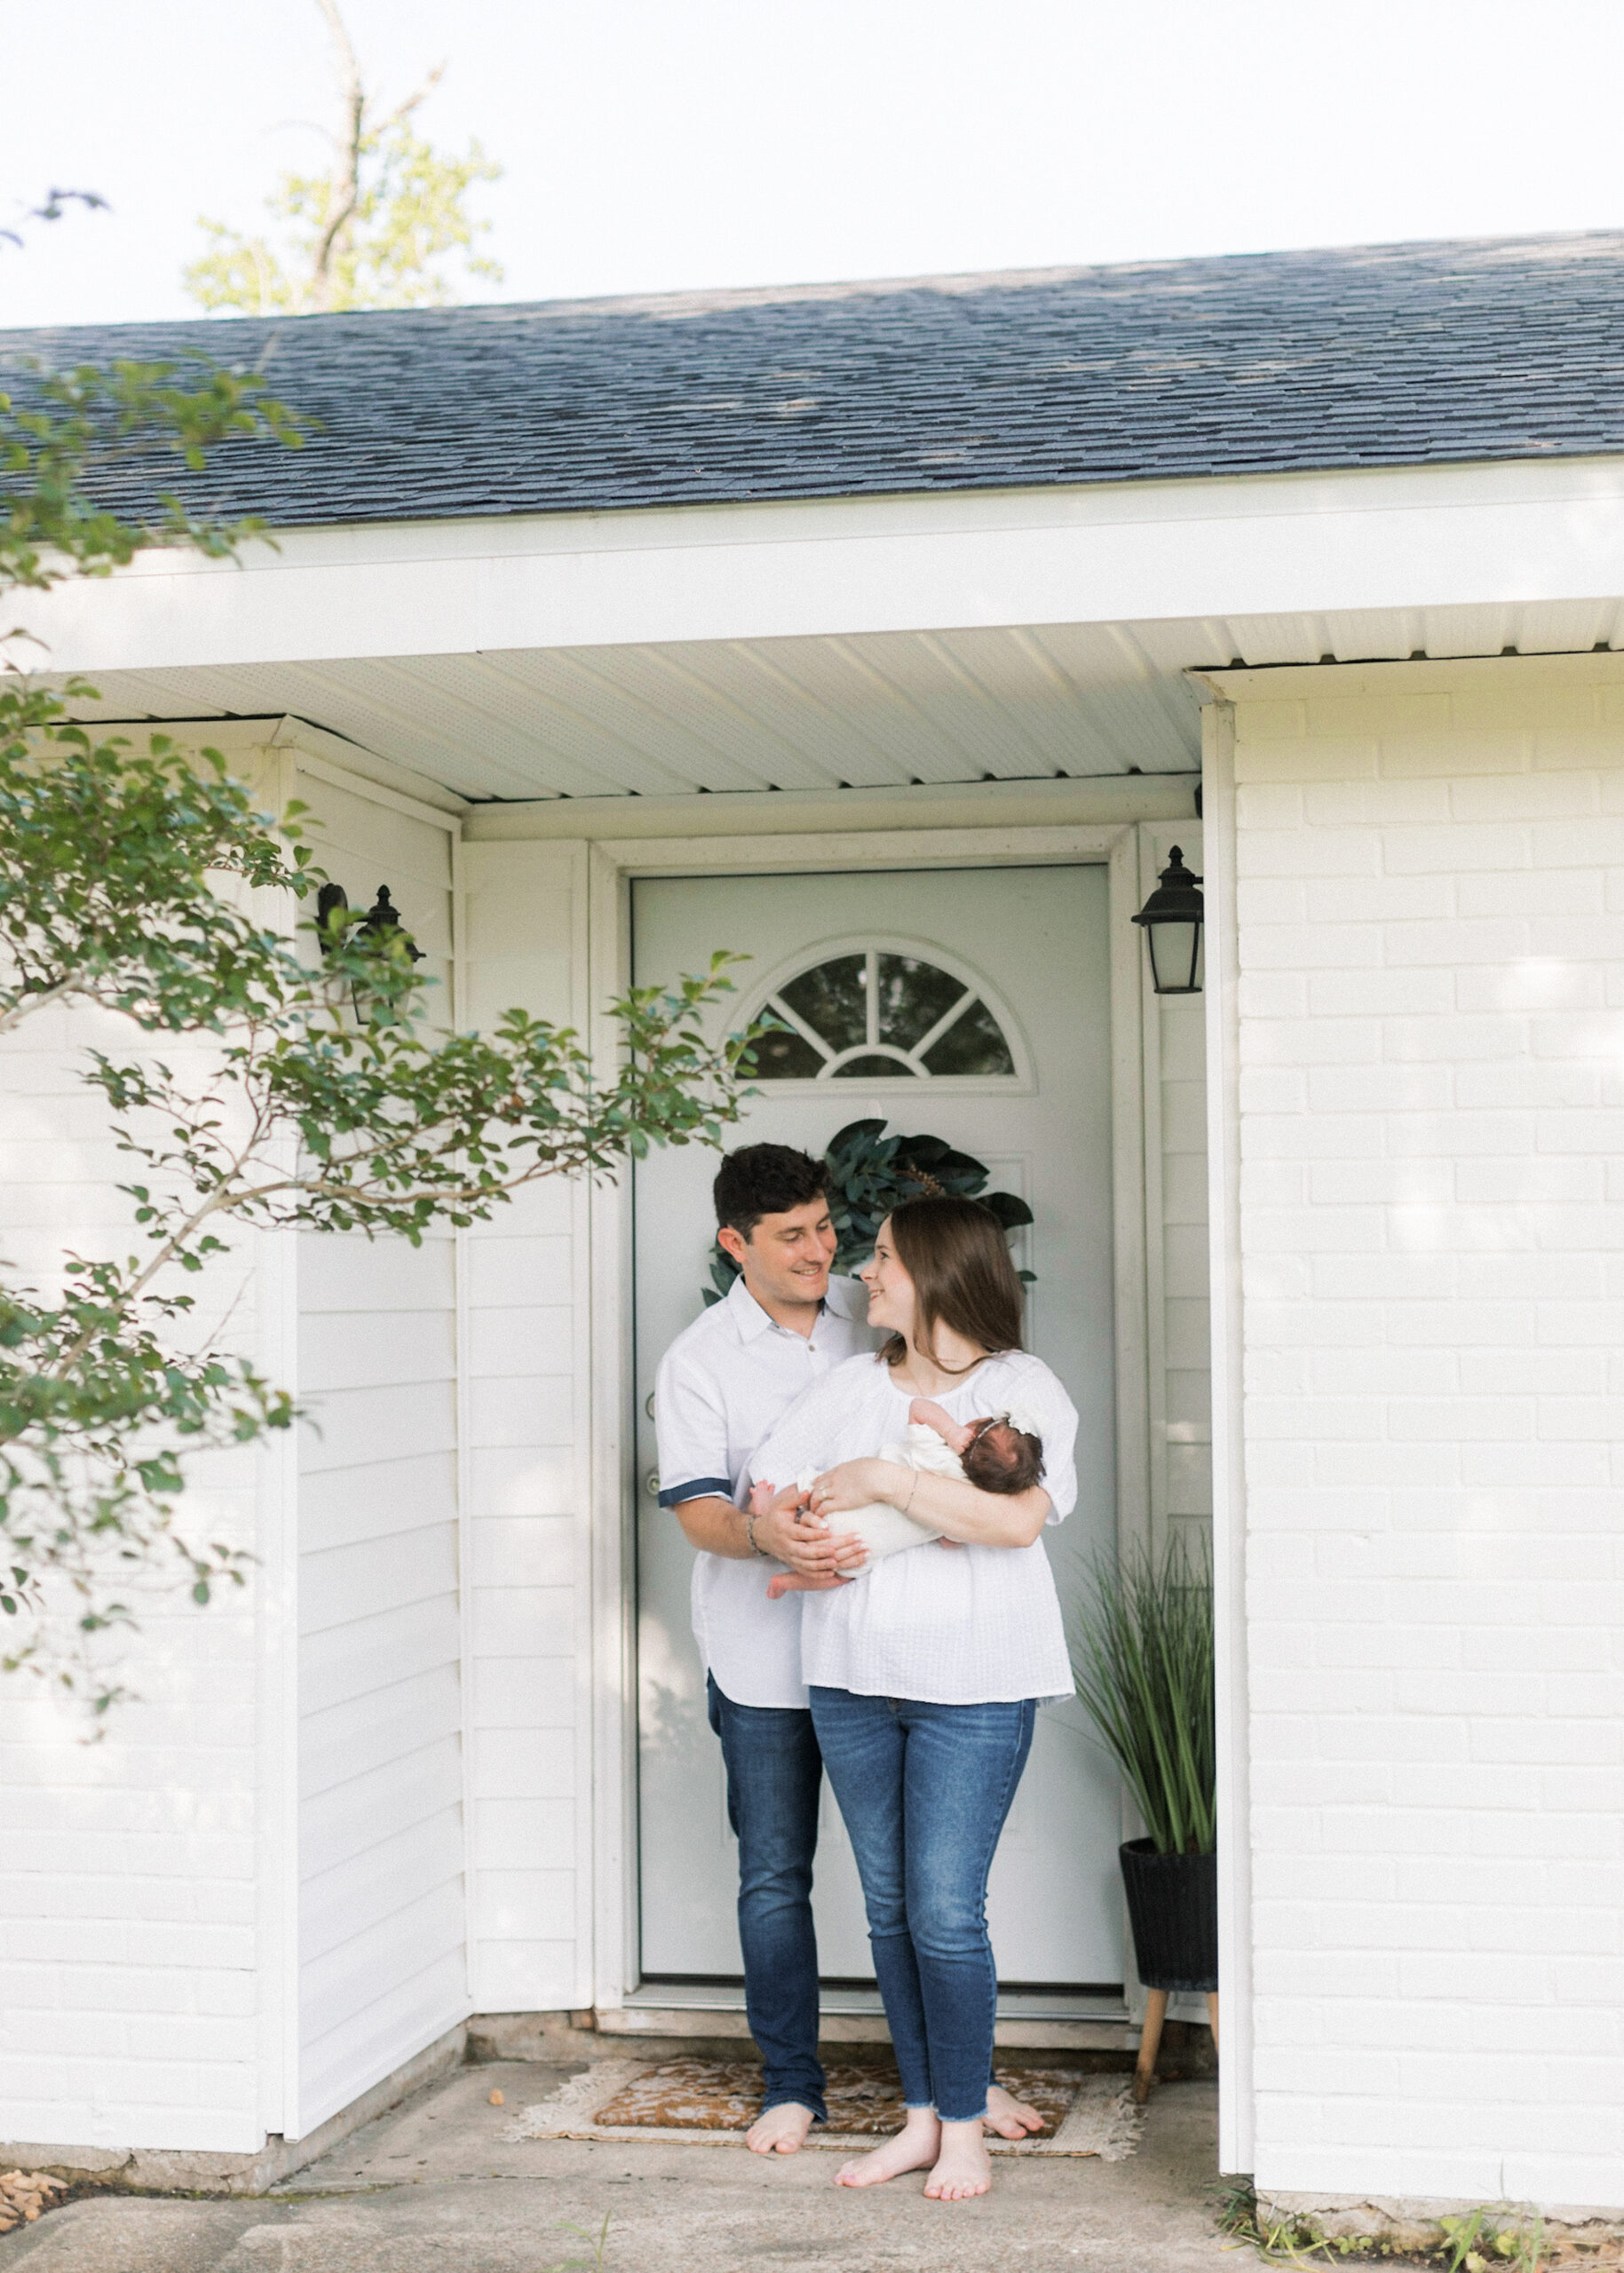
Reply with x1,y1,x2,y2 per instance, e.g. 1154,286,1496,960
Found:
703,1117,1034,1304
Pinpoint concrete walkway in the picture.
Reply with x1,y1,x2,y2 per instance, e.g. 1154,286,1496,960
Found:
0,2066,1246,2273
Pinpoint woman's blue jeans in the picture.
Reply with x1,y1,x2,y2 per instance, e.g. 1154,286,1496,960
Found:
809,1686,1037,2125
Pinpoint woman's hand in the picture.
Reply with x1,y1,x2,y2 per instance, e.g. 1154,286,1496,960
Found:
750,1480,868,1580
806,1458,909,1517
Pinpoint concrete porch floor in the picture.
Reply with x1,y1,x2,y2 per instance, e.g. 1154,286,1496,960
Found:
0,2061,1245,2272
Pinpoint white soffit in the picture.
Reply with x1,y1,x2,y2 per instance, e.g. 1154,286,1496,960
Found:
50,595,1624,804
54,622,1201,800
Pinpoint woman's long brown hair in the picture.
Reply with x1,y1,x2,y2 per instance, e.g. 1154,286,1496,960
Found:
880,1194,1026,1373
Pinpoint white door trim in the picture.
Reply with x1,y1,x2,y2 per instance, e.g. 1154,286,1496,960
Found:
583,821,1154,2011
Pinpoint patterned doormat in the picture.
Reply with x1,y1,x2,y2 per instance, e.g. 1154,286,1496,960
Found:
501,2055,1143,2158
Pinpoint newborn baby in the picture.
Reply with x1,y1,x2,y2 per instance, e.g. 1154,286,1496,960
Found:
763,1397,1046,1598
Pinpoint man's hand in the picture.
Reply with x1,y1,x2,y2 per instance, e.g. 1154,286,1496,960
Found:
750,1481,867,1580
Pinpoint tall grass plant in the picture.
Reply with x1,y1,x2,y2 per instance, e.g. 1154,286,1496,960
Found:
1071,1535,1216,1855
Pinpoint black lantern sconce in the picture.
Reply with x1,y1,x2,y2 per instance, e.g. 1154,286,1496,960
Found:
1131,845,1205,994
316,882,424,962
316,883,424,1019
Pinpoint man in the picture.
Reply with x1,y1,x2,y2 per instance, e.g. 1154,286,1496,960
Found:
655,1143,867,2154
655,1144,1042,2156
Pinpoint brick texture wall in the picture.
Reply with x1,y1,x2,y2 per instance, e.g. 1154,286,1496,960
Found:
1229,659,1624,2208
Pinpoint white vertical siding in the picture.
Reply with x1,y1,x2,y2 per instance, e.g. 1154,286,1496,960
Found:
0,747,292,2157
1140,820,1213,1558
291,767,467,2135
1227,661,1624,2213
459,841,592,2015
1133,819,1215,2037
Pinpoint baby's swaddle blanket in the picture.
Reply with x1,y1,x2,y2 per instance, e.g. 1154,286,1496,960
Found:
798,1422,963,1572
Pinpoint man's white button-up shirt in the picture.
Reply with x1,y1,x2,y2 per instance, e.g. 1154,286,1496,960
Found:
654,1271,875,1708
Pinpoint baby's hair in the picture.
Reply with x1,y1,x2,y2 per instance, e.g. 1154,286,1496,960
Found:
961,1414,1045,1496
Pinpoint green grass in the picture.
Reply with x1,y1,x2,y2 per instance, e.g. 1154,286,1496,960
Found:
1216,2181,1552,2269
541,2213,612,2271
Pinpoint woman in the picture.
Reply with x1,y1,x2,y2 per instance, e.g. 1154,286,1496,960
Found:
749,1194,1076,2201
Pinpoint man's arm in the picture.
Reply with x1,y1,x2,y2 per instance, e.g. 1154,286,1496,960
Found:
669,1493,754,1560
655,1349,754,1556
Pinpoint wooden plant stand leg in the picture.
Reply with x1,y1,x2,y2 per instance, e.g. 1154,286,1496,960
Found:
1133,1988,1168,2104
1206,1991,1219,2055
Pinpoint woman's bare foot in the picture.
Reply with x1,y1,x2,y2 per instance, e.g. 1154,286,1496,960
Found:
746,2102,817,2155
924,2117,994,2200
835,2107,940,2187
984,2081,1045,2139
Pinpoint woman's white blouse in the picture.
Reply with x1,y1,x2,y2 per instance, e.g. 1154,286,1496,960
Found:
748,1350,1078,1706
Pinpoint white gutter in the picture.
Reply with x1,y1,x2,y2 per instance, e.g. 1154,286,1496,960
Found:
15,454,1624,674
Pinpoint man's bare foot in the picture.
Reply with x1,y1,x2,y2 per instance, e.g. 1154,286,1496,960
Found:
924,2117,994,2200
746,2101,817,2155
835,2107,940,2187
985,2081,1045,2140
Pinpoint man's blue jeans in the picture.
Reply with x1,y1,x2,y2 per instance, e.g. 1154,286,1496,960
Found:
808,1686,1037,2125
706,1674,827,2120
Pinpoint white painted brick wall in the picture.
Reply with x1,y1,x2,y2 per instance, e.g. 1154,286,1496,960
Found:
1230,663,1624,2210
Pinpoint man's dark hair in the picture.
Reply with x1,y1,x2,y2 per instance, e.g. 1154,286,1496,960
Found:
714,1144,830,1239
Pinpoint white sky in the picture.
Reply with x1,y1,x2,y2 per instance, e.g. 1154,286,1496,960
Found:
4,0,1624,328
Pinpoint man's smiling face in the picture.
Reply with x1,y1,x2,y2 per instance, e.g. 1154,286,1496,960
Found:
721,1196,837,1311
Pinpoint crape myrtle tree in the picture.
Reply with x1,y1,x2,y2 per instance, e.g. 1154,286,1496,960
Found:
184,0,502,316
0,280,751,1717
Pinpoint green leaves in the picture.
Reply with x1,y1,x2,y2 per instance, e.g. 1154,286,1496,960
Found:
0,328,303,1715
0,684,317,1037
0,309,747,1720
1,357,304,598
182,0,502,323
1438,2207,1549,2273
1,705,752,1713
186,123,503,316
1070,1537,1216,1856
821,1120,1034,1275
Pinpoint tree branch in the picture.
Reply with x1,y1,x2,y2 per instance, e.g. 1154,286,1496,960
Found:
309,0,366,312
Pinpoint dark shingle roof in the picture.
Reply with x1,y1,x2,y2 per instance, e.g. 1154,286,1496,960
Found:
5,232,1624,528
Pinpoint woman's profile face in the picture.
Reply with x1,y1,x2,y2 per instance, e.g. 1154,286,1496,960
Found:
859,1216,915,1336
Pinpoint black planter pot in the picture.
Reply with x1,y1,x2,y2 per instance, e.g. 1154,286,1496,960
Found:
1119,1838,1218,1993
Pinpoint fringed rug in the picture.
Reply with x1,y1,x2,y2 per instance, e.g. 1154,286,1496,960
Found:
502,2055,1143,2158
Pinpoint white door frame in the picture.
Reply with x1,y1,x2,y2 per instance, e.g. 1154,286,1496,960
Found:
583,821,1155,2012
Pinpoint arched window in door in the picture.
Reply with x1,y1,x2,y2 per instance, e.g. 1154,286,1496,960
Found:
748,947,1018,1081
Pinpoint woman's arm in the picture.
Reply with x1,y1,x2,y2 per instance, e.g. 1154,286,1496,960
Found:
808,1458,1050,1548
674,1486,867,1576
